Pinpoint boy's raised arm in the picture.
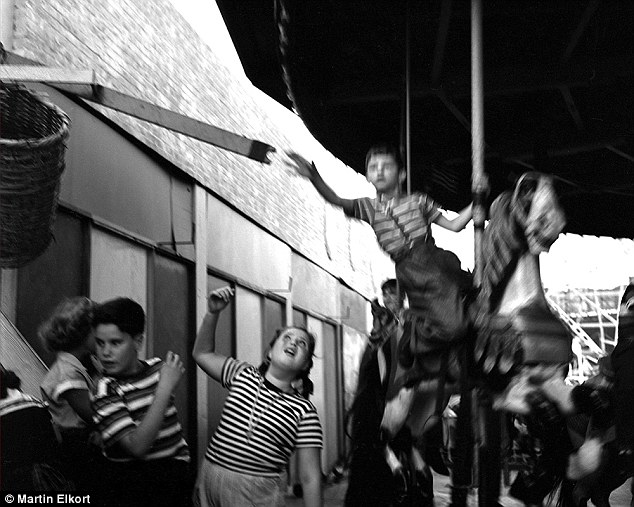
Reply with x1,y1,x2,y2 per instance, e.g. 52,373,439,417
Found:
286,152,355,216
434,174,489,232
192,286,234,383
434,203,473,232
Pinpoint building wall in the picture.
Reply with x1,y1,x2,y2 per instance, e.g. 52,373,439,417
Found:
10,0,394,299
2,0,393,475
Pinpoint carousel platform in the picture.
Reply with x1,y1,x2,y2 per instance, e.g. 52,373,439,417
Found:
286,471,633,506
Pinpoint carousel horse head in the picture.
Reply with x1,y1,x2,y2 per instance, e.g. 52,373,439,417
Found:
369,298,397,346
511,172,566,255
475,172,571,411
479,172,566,315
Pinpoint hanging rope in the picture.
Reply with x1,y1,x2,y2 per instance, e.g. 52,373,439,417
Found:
274,0,303,117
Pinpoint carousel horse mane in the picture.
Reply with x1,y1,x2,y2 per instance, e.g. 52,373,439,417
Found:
478,172,566,316
473,172,570,380
478,190,525,316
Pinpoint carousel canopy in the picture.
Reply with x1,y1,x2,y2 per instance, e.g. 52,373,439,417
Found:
215,0,634,239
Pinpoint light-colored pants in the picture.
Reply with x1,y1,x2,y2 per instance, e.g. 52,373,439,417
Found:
193,459,287,507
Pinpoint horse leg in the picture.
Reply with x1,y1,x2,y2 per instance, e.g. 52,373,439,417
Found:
383,442,409,503
381,386,416,438
477,395,503,507
383,442,405,473
449,349,474,507
410,441,434,507
380,385,415,503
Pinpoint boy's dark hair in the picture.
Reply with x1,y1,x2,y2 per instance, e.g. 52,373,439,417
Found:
93,297,145,336
0,364,21,398
365,144,404,171
258,326,317,399
38,297,94,352
380,278,398,294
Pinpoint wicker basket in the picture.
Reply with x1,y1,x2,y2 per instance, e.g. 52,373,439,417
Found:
0,83,70,268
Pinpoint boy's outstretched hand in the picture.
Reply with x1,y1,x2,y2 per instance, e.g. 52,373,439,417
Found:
285,151,316,180
208,286,234,313
158,350,185,393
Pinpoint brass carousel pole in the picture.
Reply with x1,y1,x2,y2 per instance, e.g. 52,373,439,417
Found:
471,0,486,275
471,0,484,495
471,1,499,505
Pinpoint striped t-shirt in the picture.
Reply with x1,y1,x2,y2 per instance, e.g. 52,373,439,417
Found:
93,357,190,462
206,358,322,477
346,193,441,261
0,391,47,417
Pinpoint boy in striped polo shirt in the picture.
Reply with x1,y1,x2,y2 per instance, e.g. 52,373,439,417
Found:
92,298,190,506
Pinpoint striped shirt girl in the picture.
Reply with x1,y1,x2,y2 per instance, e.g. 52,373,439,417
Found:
206,357,322,477
93,357,189,462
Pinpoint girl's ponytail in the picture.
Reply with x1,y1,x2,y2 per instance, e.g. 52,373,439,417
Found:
296,370,314,400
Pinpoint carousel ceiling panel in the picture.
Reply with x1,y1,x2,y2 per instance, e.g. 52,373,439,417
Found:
215,0,634,238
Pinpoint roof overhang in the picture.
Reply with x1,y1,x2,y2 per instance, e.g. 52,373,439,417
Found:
216,0,634,239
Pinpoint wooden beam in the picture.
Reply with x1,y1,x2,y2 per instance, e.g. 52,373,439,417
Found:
56,83,275,163
0,61,275,163
507,159,535,170
559,85,584,131
431,0,452,87
435,90,495,153
435,90,471,134
606,145,634,164
502,138,629,164
331,53,634,104
561,0,600,62
442,137,628,166
0,65,94,84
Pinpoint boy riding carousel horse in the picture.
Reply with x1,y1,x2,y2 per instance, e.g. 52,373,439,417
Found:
287,145,486,502
287,145,484,388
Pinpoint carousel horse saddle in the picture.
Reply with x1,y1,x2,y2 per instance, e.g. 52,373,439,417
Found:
475,302,572,380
